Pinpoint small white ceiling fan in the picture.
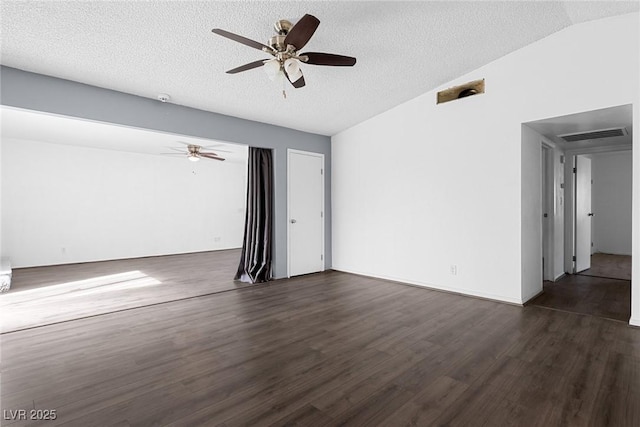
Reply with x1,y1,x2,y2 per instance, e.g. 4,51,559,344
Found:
161,142,230,162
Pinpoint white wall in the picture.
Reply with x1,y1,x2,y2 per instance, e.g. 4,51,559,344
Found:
0,137,3,259
332,13,638,310
1,138,247,267
592,151,632,255
0,137,3,260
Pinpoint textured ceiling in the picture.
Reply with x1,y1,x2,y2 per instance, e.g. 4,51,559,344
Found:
1,1,638,136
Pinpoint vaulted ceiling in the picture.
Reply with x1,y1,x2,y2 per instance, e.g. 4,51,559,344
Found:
1,1,638,136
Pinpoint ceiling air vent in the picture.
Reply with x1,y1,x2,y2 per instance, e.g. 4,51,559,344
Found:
558,127,627,142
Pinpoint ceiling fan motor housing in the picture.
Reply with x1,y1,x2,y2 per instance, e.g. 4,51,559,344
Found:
274,19,292,35
269,35,287,51
271,20,297,51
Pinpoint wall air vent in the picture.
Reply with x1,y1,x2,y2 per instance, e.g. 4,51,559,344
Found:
437,79,485,104
558,127,627,142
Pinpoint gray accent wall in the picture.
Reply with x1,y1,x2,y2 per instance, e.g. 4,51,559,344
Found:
0,66,331,278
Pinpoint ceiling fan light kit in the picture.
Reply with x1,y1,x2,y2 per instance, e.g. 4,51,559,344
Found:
264,58,283,81
283,58,303,82
211,14,356,95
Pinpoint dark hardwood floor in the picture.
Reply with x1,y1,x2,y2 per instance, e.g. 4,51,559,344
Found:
530,274,631,322
2,264,639,426
531,253,632,322
578,253,632,281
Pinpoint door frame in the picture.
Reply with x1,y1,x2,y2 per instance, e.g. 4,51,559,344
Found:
565,146,631,274
287,149,325,278
541,142,554,281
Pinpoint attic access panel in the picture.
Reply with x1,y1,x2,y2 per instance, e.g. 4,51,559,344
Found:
437,79,485,104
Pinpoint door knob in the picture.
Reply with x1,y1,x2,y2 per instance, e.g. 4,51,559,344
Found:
588,213,594,217
290,219,297,223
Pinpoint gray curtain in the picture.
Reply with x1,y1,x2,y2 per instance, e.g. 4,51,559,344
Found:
235,147,273,283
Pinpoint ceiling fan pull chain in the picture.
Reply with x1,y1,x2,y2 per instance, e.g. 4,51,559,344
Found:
282,76,287,99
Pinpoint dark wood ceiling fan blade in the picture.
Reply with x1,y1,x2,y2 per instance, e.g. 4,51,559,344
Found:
286,72,306,89
226,60,267,74
302,52,356,66
284,14,320,50
212,28,273,53
200,153,226,161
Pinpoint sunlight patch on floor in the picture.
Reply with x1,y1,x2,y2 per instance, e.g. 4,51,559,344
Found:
0,271,162,305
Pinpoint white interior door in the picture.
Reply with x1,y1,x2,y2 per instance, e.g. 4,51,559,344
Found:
575,155,592,273
288,150,324,277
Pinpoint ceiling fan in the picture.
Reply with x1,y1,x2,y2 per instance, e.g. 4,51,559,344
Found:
162,143,226,162
211,14,356,91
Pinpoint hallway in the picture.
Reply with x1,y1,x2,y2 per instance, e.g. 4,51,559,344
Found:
530,253,631,322
577,253,631,281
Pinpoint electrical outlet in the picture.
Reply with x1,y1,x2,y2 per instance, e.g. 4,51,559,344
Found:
450,265,457,275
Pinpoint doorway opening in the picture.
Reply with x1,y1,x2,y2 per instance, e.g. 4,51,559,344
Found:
573,151,632,282
0,107,251,331
523,104,633,322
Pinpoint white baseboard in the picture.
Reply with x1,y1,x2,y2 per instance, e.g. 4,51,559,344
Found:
332,266,523,306
553,273,566,282
630,317,640,328
522,289,544,304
